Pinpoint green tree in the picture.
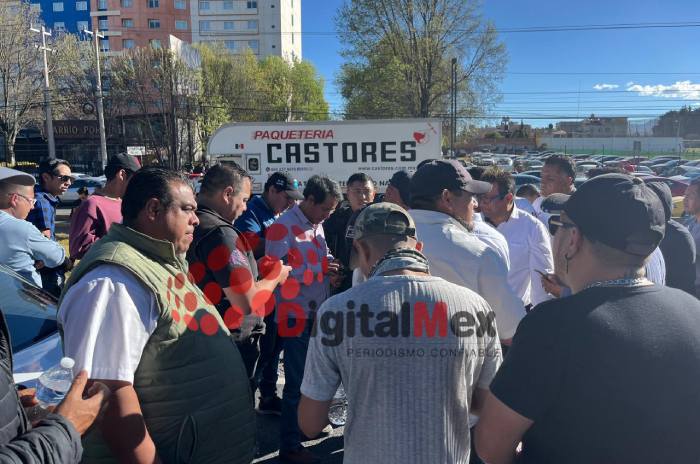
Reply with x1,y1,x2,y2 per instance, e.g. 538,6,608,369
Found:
109,46,199,168
336,0,506,119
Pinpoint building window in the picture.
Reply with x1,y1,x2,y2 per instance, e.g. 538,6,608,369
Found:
76,20,88,31
174,0,185,8
248,39,258,52
147,0,159,8
97,0,107,9
199,20,211,31
225,40,235,50
175,19,187,29
98,18,109,29
123,38,135,48
75,0,87,10
54,22,66,32
247,20,257,29
120,0,132,6
121,18,133,27
271,44,275,48
246,0,256,8
52,2,64,11
223,0,232,9
224,21,234,30
150,39,161,48
198,0,208,9
99,38,110,52
148,18,160,28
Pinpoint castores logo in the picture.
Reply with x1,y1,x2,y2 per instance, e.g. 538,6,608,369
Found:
165,222,497,347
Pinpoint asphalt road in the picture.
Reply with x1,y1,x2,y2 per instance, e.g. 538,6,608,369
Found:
56,208,346,463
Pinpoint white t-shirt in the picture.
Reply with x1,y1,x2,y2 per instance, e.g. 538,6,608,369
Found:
58,264,159,383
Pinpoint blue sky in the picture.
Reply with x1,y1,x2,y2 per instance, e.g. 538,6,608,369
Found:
301,0,700,127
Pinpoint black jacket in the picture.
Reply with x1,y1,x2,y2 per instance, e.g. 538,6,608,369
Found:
660,219,697,295
0,310,82,463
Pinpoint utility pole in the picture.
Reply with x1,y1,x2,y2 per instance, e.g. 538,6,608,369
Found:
450,58,457,158
30,25,56,159
84,28,108,169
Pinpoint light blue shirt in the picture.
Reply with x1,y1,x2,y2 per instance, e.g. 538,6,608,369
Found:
265,204,333,322
0,210,66,286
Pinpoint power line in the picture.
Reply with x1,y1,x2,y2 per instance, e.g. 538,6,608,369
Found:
50,19,700,38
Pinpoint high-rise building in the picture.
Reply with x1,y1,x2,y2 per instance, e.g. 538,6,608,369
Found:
191,0,301,61
89,0,192,55
32,0,92,34
32,0,301,59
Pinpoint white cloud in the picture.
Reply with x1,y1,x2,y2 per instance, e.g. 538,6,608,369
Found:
593,83,619,90
626,80,700,99
626,81,635,87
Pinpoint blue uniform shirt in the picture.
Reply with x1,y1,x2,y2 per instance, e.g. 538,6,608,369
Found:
234,195,276,239
26,186,59,240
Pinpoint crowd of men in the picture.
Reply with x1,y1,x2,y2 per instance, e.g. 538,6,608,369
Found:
0,152,698,463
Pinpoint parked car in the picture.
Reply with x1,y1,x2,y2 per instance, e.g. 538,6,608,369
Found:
0,265,61,388
512,174,541,189
634,165,654,174
58,176,105,207
520,170,541,178
642,176,690,197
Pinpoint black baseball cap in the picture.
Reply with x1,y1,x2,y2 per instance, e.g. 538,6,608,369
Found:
265,172,303,200
410,160,492,198
388,170,412,205
543,173,665,257
106,153,141,173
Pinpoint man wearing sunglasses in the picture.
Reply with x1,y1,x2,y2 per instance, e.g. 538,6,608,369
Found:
0,167,67,286
476,174,700,464
27,158,74,297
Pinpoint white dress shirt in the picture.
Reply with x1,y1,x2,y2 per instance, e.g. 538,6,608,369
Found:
493,205,555,307
411,209,526,339
472,214,511,272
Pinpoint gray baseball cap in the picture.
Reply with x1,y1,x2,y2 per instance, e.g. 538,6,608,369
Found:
0,167,36,186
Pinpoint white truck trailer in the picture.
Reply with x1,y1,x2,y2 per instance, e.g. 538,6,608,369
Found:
206,119,442,193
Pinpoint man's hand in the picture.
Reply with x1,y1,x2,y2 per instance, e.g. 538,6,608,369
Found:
18,387,39,408
55,370,110,435
34,260,45,270
279,263,292,284
541,273,563,298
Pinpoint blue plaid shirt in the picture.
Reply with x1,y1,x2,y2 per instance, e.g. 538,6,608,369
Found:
26,185,59,240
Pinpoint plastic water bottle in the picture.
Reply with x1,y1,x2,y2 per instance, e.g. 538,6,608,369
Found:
36,357,75,408
327,385,348,426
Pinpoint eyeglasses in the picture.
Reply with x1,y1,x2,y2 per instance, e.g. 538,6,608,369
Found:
9,192,36,207
548,216,577,236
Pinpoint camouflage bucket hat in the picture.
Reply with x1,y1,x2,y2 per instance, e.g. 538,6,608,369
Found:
348,202,417,269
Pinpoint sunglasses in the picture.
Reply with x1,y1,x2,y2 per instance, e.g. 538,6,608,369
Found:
548,216,577,236
477,192,507,204
52,173,74,183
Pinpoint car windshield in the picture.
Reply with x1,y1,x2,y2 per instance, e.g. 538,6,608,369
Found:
0,266,57,352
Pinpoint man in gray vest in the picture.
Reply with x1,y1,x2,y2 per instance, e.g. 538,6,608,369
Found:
59,167,255,463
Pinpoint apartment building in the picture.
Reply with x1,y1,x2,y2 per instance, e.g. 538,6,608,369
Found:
89,0,192,54
33,0,91,34
191,0,301,61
